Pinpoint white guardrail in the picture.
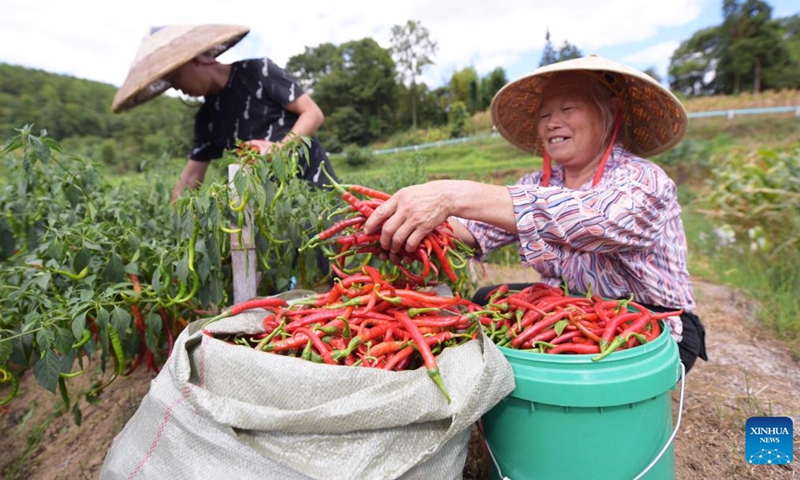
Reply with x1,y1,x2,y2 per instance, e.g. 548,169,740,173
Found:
362,105,800,156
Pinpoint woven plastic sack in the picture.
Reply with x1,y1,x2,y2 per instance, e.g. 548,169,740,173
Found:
99,297,515,480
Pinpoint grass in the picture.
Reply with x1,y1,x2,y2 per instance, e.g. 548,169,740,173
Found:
682,203,800,357
332,135,536,182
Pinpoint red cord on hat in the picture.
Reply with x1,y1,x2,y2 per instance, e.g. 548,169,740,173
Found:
540,111,622,188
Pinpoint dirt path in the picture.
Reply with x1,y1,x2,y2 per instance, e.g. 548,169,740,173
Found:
1,270,798,479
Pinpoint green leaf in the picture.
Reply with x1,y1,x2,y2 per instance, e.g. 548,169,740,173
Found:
56,327,75,354
102,253,125,283
111,306,132,335
47,240,65,263
72,403,83,426
34,350,62,393
144,312,161,354
554,320,569,336
74,248,91,273
40,137,63,153
0,217,15,260
0,341,12,364
151,267,163,295
30,135,51,163
71,311,87,340
96,307,110,329
65,183,81,208
34,271,52,290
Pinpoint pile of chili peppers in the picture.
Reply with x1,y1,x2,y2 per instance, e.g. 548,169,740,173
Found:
302,175,474,288
477,283,682,361
203,266,489,403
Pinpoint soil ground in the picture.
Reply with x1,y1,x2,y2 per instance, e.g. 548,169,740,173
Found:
1,265,798,479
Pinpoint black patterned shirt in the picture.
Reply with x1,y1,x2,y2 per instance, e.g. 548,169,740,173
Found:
189,58,333,187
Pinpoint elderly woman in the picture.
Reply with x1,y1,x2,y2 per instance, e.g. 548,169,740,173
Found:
363,55,707,373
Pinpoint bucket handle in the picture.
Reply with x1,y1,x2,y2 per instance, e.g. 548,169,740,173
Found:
482,362,687,480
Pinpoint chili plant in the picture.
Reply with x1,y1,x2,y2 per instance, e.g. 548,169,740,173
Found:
0,126,339,418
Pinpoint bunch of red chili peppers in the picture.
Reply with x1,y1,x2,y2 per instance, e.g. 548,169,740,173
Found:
478,283,682,361
203,265,489,403
302,174,474,288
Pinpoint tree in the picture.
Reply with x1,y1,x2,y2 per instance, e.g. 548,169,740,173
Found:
539,30,582,67
390,20,438,131
718,0,788,93
539,30,558,67
285,43,341,92
767,15,800,89
556,42,582,62
449,67,480,113
288,38,398,146
668,26,722,95
480,67,508,110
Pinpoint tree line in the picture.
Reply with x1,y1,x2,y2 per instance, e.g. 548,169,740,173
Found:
669,0,800,95
1,1,798,174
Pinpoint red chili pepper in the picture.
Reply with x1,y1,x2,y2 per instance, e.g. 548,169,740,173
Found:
394,310,451,403
294,327,336,365
428,236,458,282
264,329,324,352
617,310,653,340
315,216,366,242
600,311,640,346
207,297,289,324
486,284,510,303
285,308,349,332
647,318,662,339
548,343,600,355
383,345,415,371
368,340,407,359
333,322,395,360
345,184,391,201
511,309,571,348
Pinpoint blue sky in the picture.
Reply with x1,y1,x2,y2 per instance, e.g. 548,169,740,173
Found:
1,0,797,91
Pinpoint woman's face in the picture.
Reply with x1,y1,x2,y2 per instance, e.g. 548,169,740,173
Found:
536,75,608,170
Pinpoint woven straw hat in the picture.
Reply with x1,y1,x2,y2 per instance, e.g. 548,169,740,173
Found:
490,55,687,158
112,24,250,113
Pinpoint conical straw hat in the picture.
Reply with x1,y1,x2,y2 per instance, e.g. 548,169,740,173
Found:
112,24,249,113
490,55,687,158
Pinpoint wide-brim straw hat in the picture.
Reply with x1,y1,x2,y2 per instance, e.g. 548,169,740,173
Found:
490,55,687,158
112,24,250,113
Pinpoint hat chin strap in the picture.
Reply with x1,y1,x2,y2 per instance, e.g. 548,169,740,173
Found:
540,111,622,188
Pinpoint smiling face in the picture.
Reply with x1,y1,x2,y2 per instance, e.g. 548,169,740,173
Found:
536,72,613,172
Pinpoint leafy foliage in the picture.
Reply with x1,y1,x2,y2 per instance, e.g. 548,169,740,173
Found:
669,2,800,95
538,30,583,67
0,126,339,412
390,20,438,130
0,63,194,172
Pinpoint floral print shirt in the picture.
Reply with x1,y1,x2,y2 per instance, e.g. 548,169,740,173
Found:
462,145,695,339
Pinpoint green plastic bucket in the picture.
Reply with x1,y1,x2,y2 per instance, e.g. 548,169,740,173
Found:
482,325,682,480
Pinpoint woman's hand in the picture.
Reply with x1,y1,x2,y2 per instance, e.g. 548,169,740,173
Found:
364,181,455,254
244,139,275,155
364,180,514,254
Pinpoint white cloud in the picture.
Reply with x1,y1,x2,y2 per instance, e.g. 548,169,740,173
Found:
622,41,682,83
0,0,705,91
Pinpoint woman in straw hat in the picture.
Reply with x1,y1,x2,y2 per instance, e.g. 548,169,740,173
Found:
112,25,338,203
363,55,707,373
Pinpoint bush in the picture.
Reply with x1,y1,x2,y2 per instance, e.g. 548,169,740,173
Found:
342,144,375,168
448,101,470,139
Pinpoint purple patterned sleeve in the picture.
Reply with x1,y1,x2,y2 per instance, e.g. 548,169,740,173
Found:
463,146,696,315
